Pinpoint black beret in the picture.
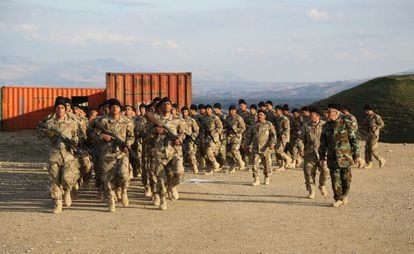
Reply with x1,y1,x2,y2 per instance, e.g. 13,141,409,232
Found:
266,100,273,106
229,105,237,110
190,104,198,110
124,104,135,111
292,108,300,113
107,98,122,108
258,101,266,107
274,105,282,110
198,104,205,110
239,99,247,105
364,104,374,110
54,96,66,108
158,97,172,107
250,104,257,110
103,100,110,107
309,107,322,116
282,104,289,111
327,103,341,111
181,106,189,112
152,97,161,104
205,104,213,109
258,109,266,115
139,103,146,108
213,103,222,109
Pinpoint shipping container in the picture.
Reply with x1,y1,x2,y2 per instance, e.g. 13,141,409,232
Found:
1,86,106,130
106,72,192,109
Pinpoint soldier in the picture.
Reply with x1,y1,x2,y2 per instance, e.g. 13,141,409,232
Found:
273,105,293,170
88,108,98,123
258,101,267,112
245,104,258,127
265,100,275,123
224,105,246,172
297,107,329,199
203,104,223,174
300,106,311,126
362,104,386,169
124,104,136,119
37,97,82,214
319,104,359,207
152,97,185,210
181,106,200,173
290,108,304,168
237,99,250,166
213,103,227,168
190,104,198,118
194,104,207,171
133,104,147,179
93,98,135,212
171,103,180,119
244,110,276,186
340,105,365,168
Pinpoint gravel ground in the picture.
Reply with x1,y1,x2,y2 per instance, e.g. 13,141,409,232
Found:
0,131,413,253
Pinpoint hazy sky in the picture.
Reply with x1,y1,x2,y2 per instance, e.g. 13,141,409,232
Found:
1,0,413,82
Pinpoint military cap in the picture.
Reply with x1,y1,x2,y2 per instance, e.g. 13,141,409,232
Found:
292,108,300,113
274,105,282,110
172,103,178,109
364,104,374,110
327,103,341,111
190,104,198,110
282,104,289,111
213,103,222,109
309,106,322,116
239,99,247,105
229,105,237,111
107,98,122,108
205,104,213,109
139,103,146,108
258,101,266,107
181,106,189,112
54,96,67,108
300,106,309,112
250,104,257,110
266,100,273,106
198,104,205,110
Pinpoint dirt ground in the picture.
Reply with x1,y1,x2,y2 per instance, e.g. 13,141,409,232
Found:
0,131,413,254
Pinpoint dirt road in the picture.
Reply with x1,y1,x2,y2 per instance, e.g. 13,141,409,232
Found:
0,131,413,253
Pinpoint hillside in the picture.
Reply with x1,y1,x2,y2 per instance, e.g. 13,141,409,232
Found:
312,75,414,143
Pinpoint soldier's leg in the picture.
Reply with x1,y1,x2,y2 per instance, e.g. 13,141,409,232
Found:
49,161,63,213
188,142,199,173
251,154,261,186
117,155,131,207
262,152,272,185
155,158,168,210
230,142,244,170
340,167,352,199
167,154,184,201
318,162,329,196
365,138,373,164
101,157,118,212
328,164,345,206
136,142,143,176
61,159,81,207
303,160,314,192
205,142,220,172
370,137,382,162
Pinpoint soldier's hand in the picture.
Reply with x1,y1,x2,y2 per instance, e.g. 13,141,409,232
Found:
319,160,326,168
174,139,182,145
102,134,112,142
270,144,275,150
46,130,55,138
123,146,130,154
299,150,304,157
156,127,165,135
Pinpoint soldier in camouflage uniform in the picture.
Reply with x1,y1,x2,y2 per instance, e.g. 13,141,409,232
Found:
244,104,258,169
93,99,135,212
362,104,386,169
194,104,207,171
37,97,82,214
181,106,200,173
224,105,246,173
273,105,293,170
237,99,250,166
213,103,227,168
319,104,360,207
297,107,329,199
340,105,365,168
244,110,276,186
289,108,304,168
300,106,311,126
134,104,147,179
203,104,223,175
152,97,185,210
265,100,275,123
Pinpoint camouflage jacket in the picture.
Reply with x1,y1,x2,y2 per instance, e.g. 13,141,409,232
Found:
362,113,384,139
181,116,199,143
224,114,246,143
344,113,358,132
245,120,276,154
290,116,303,140
94,115,135,155
134,115,147,143
237,109,250,124
42,114,80,163
202,114,223,143
153,113,185,158
297,119,326,161
265,110,275,123
272,115,290,144
319,115,360,168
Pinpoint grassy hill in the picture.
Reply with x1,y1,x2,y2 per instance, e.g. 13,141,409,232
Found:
312,74,414,143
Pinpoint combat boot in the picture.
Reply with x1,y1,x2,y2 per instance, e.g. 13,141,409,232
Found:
364,162,373,169
64,190,72,207
332,200,343,208
153,194,160,206
318,185,328,196
121,190,129,207
239,161,246,171
342,196,348,205
252,177,260,186
295,158,303,168
170,186,179,200
204,170,214,175
159,196,167,210
379,157,386,168
97,189,104,200
357,158,365,168
53,200,63,214
144,186,152,197
307,185,315,199
275,166,286,172
108,198,116,212
115,187,122,201
192,166,199,174
264,176,270,185
228,167,236,173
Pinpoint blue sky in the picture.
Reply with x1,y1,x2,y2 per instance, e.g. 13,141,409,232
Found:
0,0,413,82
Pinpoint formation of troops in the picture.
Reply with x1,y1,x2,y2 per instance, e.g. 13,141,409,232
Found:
37,96,386,213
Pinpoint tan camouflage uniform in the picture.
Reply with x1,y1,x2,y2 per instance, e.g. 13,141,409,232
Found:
181,115,200,173
224,114,246,171
362,113,385,166
202,114,223,172
273,114,292,167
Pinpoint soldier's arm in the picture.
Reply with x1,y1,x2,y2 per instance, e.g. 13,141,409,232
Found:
237,117,246,134
318,126,328,161
347,124,360,160
125,121,135,148
376,115,385,129
269,124,277,146
243,124,254,147
282,118,290,137
296,125,306,153
191,120,199,140
212,117,223,135
176,120,186,143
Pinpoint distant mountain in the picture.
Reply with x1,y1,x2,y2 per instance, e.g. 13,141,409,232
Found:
312,74,414,143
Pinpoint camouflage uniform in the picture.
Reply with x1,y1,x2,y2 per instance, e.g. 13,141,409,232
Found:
272,114,292,167
224,114,246,171
202,114,223,172
297,119,329,194
193,114,207,170
152,114,185,204
181,115,200,173
215,112,228,168
245,120,276,179
362,113,385,165
237,109,250,165
40,114,81,211
289,115,303,165
133,115,147,177
319,115,359,203
94,115,135,211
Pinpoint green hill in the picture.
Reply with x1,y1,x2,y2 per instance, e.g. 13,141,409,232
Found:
312,74,414,143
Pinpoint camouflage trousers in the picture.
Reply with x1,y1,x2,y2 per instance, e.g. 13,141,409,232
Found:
217,139,227,167
328,161,352,201
205,140,220,170
183,140,198,172
227,139,243,169
101,152,131,202
275,141,291,165
154,148,184,197
288,137,300,161
196,138,206,170
303,158,329,191
132,141,143,177
252,150,272,178
48,152,80,200
365,136,382,163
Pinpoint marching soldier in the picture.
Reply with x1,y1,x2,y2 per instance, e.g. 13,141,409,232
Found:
224,105,246,172
181,106,200,173
362,104,386,169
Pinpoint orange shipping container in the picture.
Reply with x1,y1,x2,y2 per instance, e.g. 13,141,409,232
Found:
1,86,106,130
106,72,192,109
